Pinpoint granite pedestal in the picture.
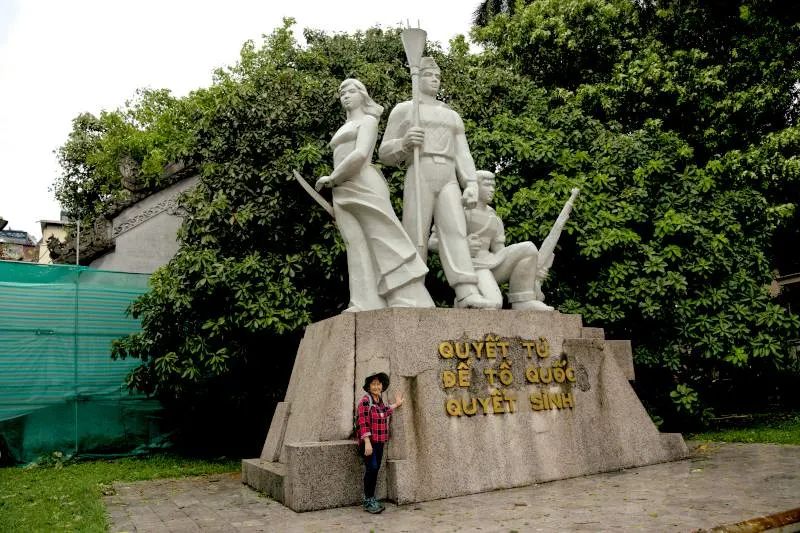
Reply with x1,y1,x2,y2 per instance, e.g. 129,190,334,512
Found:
242,308,687,511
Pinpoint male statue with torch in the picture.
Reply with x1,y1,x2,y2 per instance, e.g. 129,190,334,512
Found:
379,53,494,309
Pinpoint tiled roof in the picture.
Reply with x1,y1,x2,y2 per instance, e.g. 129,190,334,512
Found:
0,230,37,246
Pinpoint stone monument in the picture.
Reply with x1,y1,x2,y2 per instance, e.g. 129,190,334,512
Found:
430,170,579,310
244,26,687,512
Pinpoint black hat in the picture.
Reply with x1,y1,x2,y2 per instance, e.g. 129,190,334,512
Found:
363,372,390,393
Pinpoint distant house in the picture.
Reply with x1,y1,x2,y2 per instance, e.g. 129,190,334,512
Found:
37,218,69,264
0,223,38,262
47,163,198,274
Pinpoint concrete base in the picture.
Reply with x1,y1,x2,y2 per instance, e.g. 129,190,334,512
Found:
244,441,386,512
243,308,687,511
242,459,284,502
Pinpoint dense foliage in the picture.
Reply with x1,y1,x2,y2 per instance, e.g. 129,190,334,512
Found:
53,1,800,450
54,89,194,220
473,0,800,423
110,23,438,451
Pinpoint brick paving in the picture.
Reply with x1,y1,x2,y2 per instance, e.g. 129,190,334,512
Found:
105,442,800,532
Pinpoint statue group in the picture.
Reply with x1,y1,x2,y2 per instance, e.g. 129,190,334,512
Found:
301,31,577,313
253,30,688,514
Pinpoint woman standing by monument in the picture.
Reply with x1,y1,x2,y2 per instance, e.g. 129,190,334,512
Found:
315,79,434,312
356,372,403,514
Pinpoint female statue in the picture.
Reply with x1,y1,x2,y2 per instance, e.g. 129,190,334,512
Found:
315,79,434,311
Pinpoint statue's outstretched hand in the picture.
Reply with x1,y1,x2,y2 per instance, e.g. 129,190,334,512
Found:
462,183,478,209
315,176,334,191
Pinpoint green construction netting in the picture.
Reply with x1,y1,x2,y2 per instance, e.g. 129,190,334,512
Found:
0,260,165,464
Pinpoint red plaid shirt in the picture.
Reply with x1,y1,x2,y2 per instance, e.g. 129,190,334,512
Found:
357,394,393,443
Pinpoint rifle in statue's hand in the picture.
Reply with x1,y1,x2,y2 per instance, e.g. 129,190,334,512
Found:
538,188,580,276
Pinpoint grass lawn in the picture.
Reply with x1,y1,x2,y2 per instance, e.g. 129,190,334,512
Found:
0,453,239,533
687,411,800,445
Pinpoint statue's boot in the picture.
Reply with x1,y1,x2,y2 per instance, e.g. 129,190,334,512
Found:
453,284,498,309
507,255,553,311
386,280,435,308
512,299,553,311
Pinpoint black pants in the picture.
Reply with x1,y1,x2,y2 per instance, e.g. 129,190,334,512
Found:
363,441,384,499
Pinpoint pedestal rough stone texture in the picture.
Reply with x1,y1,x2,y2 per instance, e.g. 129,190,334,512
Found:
242,459,284,502
260,401,290,461
277,314,355,465
243,308,688,511
284,441,385,512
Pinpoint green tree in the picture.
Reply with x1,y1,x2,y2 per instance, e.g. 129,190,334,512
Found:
473,0,526,27
53,88,195,221
108,22,444,452
53,3,800,449
473,0,800,424
53,112,107,221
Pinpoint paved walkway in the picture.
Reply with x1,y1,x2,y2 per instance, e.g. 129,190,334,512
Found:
105,442,800,533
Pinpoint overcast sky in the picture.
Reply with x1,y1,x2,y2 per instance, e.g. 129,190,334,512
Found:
0,0,474,239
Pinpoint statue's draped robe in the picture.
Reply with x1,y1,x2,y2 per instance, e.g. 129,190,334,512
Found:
330,119,428,309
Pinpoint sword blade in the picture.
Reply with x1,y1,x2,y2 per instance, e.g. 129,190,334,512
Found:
291,170,335,219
